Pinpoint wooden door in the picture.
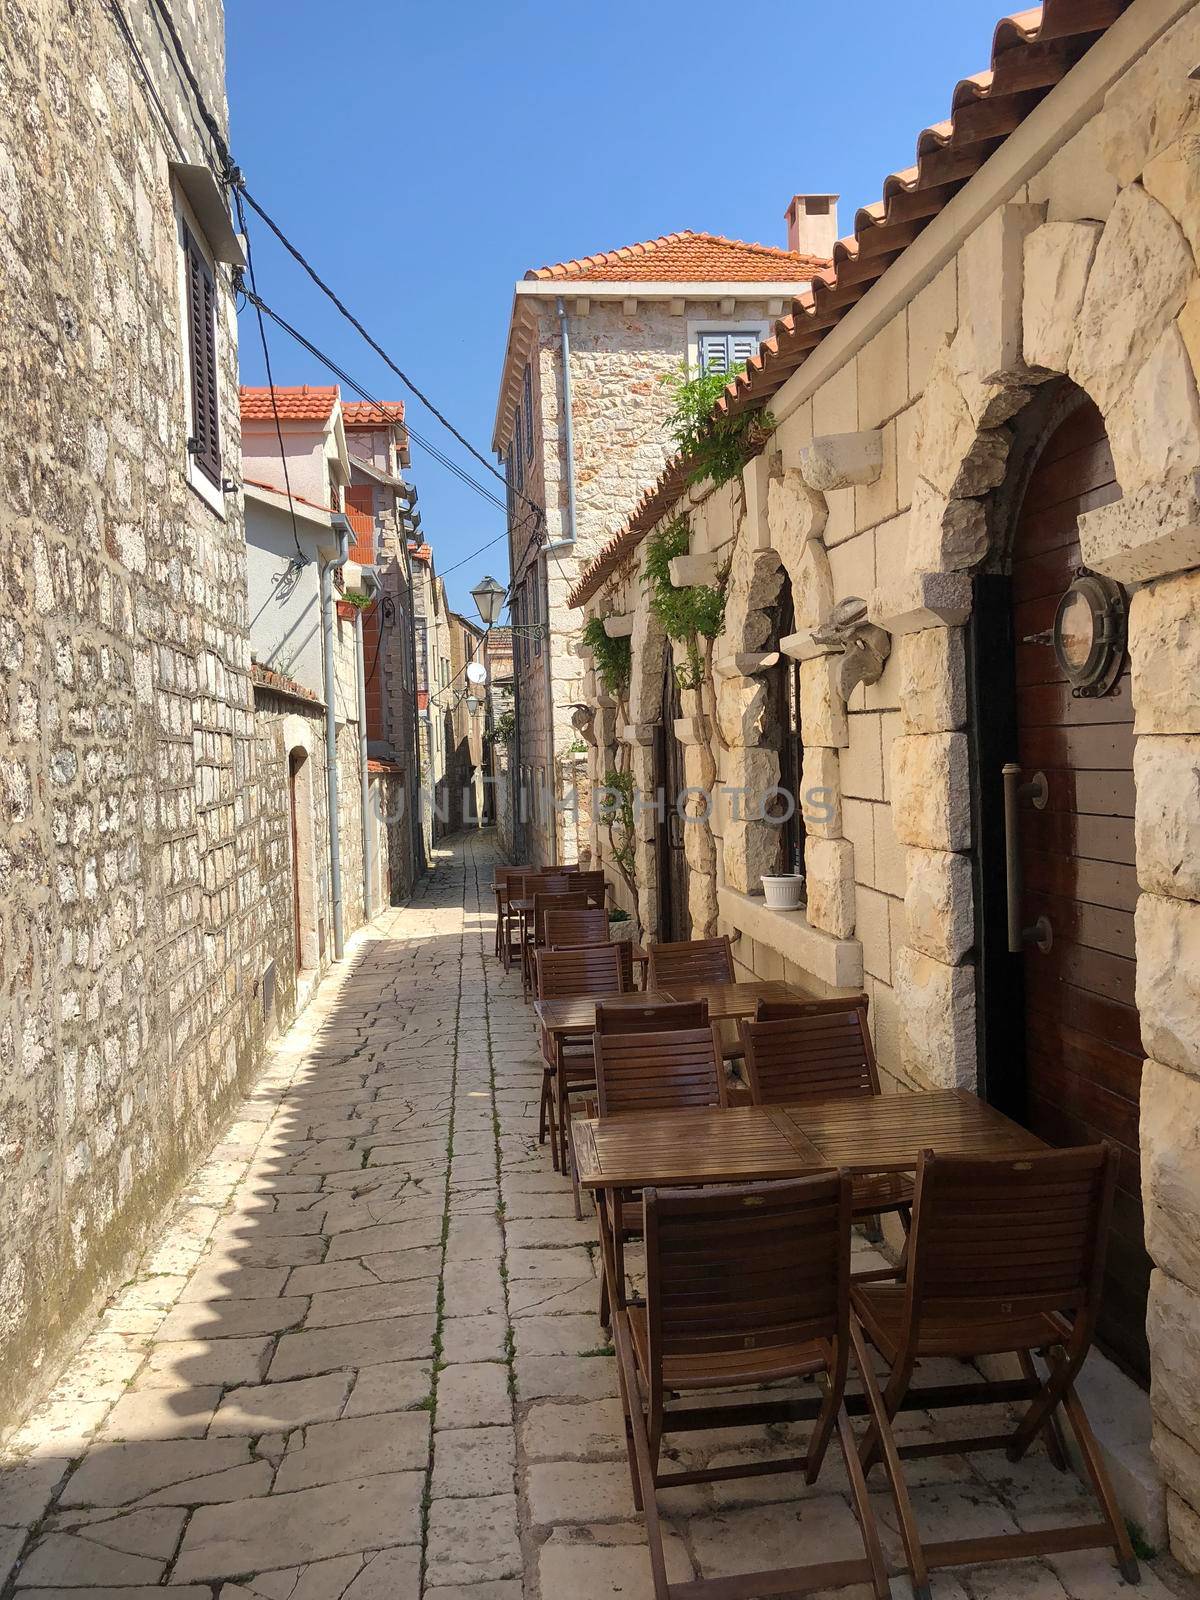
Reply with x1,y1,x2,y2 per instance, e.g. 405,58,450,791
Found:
1008,398,1148,1379
288,750,304,971
655,658,690,943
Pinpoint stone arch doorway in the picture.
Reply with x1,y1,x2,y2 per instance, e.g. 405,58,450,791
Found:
971,385,1148,1381
288,745,319,975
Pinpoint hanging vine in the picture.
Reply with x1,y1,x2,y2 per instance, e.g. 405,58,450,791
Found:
598,765,638,901
581,615,632,700
644,517,727,691
660,362,777,488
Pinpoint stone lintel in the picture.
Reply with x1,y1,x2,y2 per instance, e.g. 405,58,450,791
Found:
799,430,884,492
868,571,973,635
716,886,864,992
1080,470,1200,585
668,552,720,587
779,628,836,662
602,613,635,638
714,650,780,679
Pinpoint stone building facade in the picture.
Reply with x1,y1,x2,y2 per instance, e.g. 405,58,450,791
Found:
0,0,260,1429
571,0,1200,1569
493,226,832,866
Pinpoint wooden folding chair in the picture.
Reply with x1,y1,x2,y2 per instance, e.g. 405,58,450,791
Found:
740,997,913,1241
595,997,709,1033
851,1144,1139,1600
522,888,588,999
546,905,636,991
645,933,734,988
492,865,531,966
574,868,609,908
612,1175,889,1600
593,1018,725,1326
535,943,624,1216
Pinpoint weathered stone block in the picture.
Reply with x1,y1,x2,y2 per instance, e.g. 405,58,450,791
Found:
894,944,977,1089
1142,1058,1200,1296
905,480,990,575
868,570,973,635
898,627,966,734
1023,220,1102,373
1107,323,1200,493
1098,8,1200,186
1148,1269,1200,1473
800,746,842,840
1135,735,1200,900
904,848,973,965
1080,469,1200,586
1144,134,1200,267
1130,571,1200,736
1136,893,1200,1079
890,732,971,851
798,430,883,492
911,343,1009,502
766,470,827,574
1071,185,1194,415
804,836,855,939
799,656,848,749
956,202,1047,404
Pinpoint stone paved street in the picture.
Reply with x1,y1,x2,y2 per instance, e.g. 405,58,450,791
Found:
0,833,1192,1600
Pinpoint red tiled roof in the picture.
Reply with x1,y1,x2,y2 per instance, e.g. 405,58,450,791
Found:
568,0,1130,609
528,231,828,283
240,385,338,422
342,401,406,429
243,477,332,517
250,662,321,705
408,542,433,565
368,758,405,776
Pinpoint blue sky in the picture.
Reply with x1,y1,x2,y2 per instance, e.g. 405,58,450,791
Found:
227,0,1006,617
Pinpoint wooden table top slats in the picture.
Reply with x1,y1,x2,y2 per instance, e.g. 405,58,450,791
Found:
785,1089,1045,1172
572,1090,1044,1191
536,979,813,1037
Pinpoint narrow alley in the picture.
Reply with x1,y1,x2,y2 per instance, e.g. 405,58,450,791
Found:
0,834,1186,1600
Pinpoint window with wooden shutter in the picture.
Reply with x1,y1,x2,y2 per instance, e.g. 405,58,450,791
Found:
514,407,524,491
697,328,765,376
184,227,221,487
523,364,534,461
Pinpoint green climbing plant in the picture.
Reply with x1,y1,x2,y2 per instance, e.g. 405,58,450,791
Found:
643,516,727,691
598,766,637,895
492,710,516,746
660,361,777,488
581,615,632,700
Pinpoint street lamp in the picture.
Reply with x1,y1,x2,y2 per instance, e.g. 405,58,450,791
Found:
470,574,506,627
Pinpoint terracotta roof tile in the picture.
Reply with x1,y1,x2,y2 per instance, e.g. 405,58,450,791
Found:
568,0,1129,609
240,385,338,422
528,231,829,283
244,477,332,516
342,401,406,429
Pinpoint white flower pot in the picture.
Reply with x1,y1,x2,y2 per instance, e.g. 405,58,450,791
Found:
761,874,805,912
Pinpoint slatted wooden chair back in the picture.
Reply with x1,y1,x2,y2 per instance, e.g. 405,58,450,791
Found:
535,943,624,1002
644,1173,852,1364
742,997,879,1105
543,907,608,949
532,891,588,946
519,871,570,898
573,869,608,907
594,998,709,1034
646,934,734,989
906,1144,1116,1337
594,1024,726,1116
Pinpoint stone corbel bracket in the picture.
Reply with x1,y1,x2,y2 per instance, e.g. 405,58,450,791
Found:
570,704,597,747
667,552,721,587
603,613,635,638
812,597,892,702
796,430,884,492
713,650,781,678
618,721,658,746
1079,469,1200,585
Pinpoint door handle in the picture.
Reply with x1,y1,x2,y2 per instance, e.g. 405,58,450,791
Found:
1001,763,1052,954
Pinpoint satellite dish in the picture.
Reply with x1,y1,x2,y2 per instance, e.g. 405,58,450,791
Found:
465,662,488,685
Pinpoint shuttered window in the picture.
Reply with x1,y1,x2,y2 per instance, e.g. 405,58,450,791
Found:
183,226,221,487
523,364,534,461
505,445,515,527
697,329,763,376
513,406,524,491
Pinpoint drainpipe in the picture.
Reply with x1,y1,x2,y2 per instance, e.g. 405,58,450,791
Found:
354,585,374,921
322,515,352,960
549,296,580,865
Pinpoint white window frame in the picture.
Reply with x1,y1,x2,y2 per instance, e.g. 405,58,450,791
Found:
686,319,769,377
174,187,226,518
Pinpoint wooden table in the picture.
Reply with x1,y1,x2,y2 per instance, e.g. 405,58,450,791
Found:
657,977,819,1020
572,1089,1044,1192
536,988,673,1045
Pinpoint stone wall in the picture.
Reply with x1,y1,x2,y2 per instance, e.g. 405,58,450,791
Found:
0,0,263,1431
572,8,1200,1566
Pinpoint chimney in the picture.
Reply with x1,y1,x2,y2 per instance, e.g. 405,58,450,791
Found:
785,194,839,262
